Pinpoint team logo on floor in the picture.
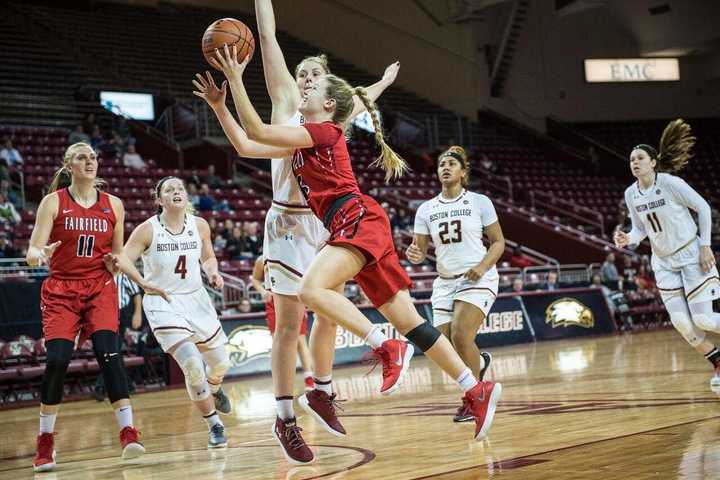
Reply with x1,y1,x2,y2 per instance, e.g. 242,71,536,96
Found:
545,298,594,328
225,325,273,366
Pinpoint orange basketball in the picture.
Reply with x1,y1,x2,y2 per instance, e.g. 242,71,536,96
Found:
202,18,255,70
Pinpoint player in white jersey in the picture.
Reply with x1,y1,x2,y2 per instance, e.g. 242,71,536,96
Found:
614,119,720,391
113,177,232,448
193,1,405,463
407,146,505,421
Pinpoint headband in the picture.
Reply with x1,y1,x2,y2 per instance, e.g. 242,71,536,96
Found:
440,151,466,166
632,144,658,159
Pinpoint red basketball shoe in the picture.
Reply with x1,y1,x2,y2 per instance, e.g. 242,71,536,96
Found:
468,381,502,441
364,339,414,395
119,426,145,459
33,432,56,472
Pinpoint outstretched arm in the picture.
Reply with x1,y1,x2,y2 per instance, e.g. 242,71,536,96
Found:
255,0,301,121
348,61,400,122
192,71,293,158
213,45,313,149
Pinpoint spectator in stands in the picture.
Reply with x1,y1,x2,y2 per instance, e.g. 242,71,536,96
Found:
68,125,91,145
635,264,656,291
122,145,147,170
622,255,637,284
509,245,533,269
215,198,231,212
498,275,512,293
600,252,620,289
512,277,524,292
187,183,200,209
99,132,122,160
242,221,262,257
220,219,234,241
203,164,223,189
525,273,541,291
83,113,97,135
396,208,410,230
197,183,216,211
545,270,559,291
116,116,131,139
225,226,246,260
478,153,499,175
213,233,227,253
239,298,252,314
0,192,20,225
0,139,23,167
90,125,104,150
186,169,203,189
0,179,19,209
592,273,634,331
0,232,19,258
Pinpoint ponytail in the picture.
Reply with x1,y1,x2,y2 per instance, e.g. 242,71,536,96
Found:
657,119,695,173
353,87,408,183
49,142,106,193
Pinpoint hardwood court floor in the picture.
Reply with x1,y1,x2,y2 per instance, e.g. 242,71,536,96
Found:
2,329,720,479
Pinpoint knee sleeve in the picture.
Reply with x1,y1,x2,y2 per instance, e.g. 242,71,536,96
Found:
689,301,720,334
92,330,129,403
40,339,74,405
669,311,705,347
404,321,442,352
202,346,230,381
172,342,210,401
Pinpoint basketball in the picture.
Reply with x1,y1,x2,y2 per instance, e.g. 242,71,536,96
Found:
202,18,255,69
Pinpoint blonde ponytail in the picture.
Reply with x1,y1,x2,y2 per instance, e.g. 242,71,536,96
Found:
657,119,695,173
49,142,106,193
353,87,408,183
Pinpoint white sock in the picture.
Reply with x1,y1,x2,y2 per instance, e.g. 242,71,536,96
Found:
203,411,223,428
276,397,294,421
39,413,57,434
115,405,133,429
208,380,221,395
314,375,333,395
456,368,479,393
365,326,388,349
479,355,486,371
303,371,313,380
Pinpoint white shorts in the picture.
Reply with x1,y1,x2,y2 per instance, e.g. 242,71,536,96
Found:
652,238,720,304
430,270,499,327
263,201,328,296
143,288,227,352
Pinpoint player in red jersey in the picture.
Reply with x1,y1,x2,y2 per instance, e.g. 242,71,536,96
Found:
251,256,315,391
25,142,167,472
210,46,503,442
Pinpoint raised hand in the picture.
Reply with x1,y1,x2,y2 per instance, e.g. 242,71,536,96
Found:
210,44,251,82
382,61,401,85
192,71,227,110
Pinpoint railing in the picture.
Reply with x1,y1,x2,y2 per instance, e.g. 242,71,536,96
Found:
546,116,626,162
0,258,47,279
528,189,605,237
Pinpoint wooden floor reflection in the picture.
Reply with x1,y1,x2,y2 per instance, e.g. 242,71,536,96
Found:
2,329,720,479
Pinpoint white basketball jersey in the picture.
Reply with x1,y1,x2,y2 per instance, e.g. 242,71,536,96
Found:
271,112,307,205
625,173,699,257
414,190,499,277
141,214,203,294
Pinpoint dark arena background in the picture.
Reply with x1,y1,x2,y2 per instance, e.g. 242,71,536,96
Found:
1,0,720,478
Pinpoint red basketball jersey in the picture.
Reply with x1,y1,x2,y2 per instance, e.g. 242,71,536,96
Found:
291,122,361,220
48,188,116,279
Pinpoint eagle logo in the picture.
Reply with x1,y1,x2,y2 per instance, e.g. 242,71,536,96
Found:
225,325,273,366
546,298,594,328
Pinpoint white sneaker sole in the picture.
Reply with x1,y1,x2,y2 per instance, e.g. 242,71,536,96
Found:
381,343,415,396
208,441,228,449
271,424,315,465
122,442,145,460
33,451,56,472
298,394,346,438
475,383,502,441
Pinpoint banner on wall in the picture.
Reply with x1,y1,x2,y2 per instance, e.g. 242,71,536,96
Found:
219,288,615,377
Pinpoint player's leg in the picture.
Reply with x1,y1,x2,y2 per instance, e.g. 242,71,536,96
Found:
167,339,227,448
377,289,501,441
297,334,314,390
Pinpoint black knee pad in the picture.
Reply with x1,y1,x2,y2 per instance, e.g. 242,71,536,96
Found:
404,321,442,352
40,339,74,405
91,330,129,403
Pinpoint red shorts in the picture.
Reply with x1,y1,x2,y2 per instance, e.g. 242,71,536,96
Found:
265,296,308,335
40,272,119,342
326,194,412,308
